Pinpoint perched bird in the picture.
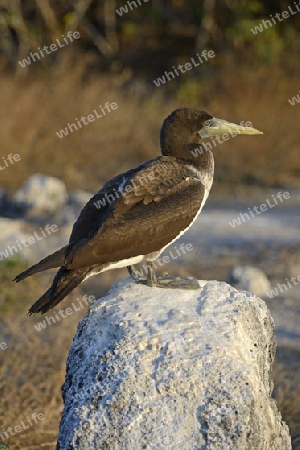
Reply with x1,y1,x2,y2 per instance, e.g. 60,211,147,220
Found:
14,108,262,314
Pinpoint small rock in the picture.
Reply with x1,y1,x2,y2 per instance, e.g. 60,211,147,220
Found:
13,174,68,217
228,266,271,296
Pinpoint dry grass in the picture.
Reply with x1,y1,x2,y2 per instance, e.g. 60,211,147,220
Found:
0,68,165,193
0,66,299,196
0,258,88,449
0,318,67,449
273,349,300,450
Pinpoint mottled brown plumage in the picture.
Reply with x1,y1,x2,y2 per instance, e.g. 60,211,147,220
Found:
14,107,262,314
65,157,206,271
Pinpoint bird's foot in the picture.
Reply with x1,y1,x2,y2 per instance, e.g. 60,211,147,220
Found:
127,265,140,281
127,263,158,285
135,275,199,290
128,264,199,289
152,274,200,290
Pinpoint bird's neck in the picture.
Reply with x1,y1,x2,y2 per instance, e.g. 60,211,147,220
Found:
184,144,214,192
188,143,214,170
163,142,214,173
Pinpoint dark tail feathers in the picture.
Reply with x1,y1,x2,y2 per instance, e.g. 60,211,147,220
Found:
14,245,68,283
28,266,89,315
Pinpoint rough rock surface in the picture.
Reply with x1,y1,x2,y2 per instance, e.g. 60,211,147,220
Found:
57,279,291,450
228,265,271,297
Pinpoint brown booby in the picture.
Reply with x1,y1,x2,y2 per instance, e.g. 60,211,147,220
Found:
14,108,262,314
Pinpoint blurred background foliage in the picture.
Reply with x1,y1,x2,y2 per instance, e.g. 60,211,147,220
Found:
1,0,300,77
0,0,299,193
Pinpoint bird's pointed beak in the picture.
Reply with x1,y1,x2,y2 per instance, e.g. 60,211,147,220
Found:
199,117,263,138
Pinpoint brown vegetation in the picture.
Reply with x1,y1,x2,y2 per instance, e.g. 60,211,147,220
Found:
0,67,299,196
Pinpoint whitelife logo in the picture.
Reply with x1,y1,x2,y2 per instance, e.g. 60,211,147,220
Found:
116,0,149,16
228,191,291,228
0,413,45,442
33,295,96,331
266,274,300,298
288,89,300,106
55,102,118,139
190,121,253,157
132,243,194,279
0,153,21,171
94,171,155,210
0,224,58,261
250,1,300,35
18,31,81,68
0,341,7,351
153,50,215,87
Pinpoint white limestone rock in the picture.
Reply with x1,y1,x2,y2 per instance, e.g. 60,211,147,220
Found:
57,279,291,450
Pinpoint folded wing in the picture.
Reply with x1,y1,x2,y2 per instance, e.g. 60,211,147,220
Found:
65,156,206,270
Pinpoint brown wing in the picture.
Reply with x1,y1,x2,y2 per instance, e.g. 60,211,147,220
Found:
65,157,206,270
68,157,160,246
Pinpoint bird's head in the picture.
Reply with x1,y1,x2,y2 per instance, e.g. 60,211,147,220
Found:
160,107,262,161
